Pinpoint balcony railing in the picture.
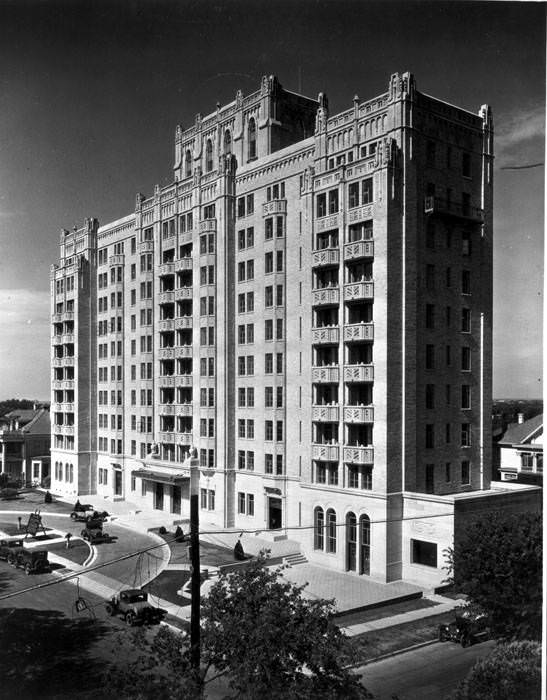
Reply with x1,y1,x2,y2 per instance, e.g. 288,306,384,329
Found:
343,446,374,464
175,316,193,329
109,254,125,266
344,323,374,342
344,281,374,302
316,213,340,232
175,258,192,272
424,196,483,222
159,320,175,332
175,287,193,301
311,366,340,383
344,239,374,261
62,334,75,344
158,291,175,304
199,219,216,233
158,431,175,443
311,443,340,461
138,240,154,253
344,406,374,423
175,432,193,445
344,364,374,382
312,405,340,422
262,199,287,217
158,262,175,276
312,248,340,268
175,374,193,388
311,326,339,345
312,287,340,306
347,203,374,224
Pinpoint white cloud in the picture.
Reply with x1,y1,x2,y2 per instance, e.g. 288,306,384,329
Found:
496,104,545,155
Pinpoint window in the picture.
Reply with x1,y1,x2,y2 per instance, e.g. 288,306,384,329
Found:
445,423,451,443
462,230,471,256
316,193,326,218
425,384,435,409
246,260,254,280
461,460,470,484
276,319,283,339
276,353,283,374
248,117,256,160
425,424,434,449
276,250,283,272
238,230,246,250
426,264,435,290
461,346,471,371
425,464,435,493
265,286,273,307
265,218,273,240
246,292,254,312
265,386,273,407
265,353,273,373
265,454,273,474
265,319,273,341
265,252,273,274
276,386,283,408
328,189,339,214
246,227,254,247
445,462,451,482
521,453,534,470
461,423,471,447
247,494,254,516
276,216,284,237
276,285,283,306
425,304,435,329
276,455,283,475
425,344,435,369
462,270,471,295
461,308,471,333
238,492,246,513
362,178,373,204
246,356,254,375
237,197,246,218
265,421,273,441
314,507,324,550
462,152,471,178
411,539,437,568
205,139,213,172
348,182,359,208
276,421,283,441
461,385,471,409
326,508,336,553
185,150,192,178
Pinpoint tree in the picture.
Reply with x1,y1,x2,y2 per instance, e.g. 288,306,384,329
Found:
451,641,541,700
106,556,371,699
444,511,542,640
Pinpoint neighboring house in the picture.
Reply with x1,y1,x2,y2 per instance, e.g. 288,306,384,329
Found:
0,407,51,485
498,413,543,485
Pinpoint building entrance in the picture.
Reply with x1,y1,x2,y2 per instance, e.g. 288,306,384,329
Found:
114,470,122,496
172,485,181,514
154,482,164,510
268,497,282,530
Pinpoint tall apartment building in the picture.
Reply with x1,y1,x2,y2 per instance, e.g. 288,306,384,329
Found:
52,72,535,588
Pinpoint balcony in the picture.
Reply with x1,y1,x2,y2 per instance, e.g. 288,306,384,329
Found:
347,203,374,224
199,219,216,233
344,406,375,423
315,213,340,232
344,281,374,302
109,254,125,266
159,405,175,416
158,291,175,304
158,431,175,443
175,346,192,359
62,333,75,344
311,366,340,383
312,248,340,268
175,287,193,301
424,196,483,222
51,402,62,413
159,262,175,276
343,446,374,465
138,240,154,253
263,199,287,217
62,380,75,390
344,323,374,342
61,425,75,436
52,380,63,390
62,402,75,413
344,364,374,382
312,405,340,422
175,432,193,445
312,287,340,306
311,443,340,461
175,374,193,388
52,311,74,324
311,327,339,345
158,376,175,388
344,239,374,261
159,319,175,332
175,316,193,329
175,258,193,272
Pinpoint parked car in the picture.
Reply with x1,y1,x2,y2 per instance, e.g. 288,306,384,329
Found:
0,538,24,560
81,519,109,543
7,548,51,575
70,504,108,522
439,607,490,647
105,588,167,626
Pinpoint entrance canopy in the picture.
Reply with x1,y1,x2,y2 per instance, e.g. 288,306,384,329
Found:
132,468,190,485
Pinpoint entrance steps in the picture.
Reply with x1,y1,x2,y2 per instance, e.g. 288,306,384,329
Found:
282,552,308,567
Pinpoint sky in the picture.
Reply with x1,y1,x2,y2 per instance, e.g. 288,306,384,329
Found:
0,0,544,400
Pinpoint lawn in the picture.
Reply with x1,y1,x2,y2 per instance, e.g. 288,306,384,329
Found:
335,596,439,628
36,540,91,567
348,611,457,662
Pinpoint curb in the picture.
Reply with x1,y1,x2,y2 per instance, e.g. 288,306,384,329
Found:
346,639,439,669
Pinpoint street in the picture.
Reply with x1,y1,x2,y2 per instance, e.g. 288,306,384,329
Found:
356,639,496,700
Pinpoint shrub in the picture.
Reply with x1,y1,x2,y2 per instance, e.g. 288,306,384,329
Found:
44,491,52,504
158,526,167,535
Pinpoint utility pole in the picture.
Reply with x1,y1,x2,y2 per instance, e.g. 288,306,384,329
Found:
189,451,200,678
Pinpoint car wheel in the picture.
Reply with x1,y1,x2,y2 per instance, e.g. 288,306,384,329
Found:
70,513,77,520
24,564,32,575
7,555,16,567
439,629,447,642
460,635,471,648
125,611,136,626
105,603,115,616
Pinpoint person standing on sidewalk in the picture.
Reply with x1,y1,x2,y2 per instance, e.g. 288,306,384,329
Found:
65,532,72,549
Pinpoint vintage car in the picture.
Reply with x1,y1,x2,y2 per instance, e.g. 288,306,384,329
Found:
105,588,167,626
81,519,109,543
438,607,490,647
70,504,109,523
7,548,51,575
0,538,24,560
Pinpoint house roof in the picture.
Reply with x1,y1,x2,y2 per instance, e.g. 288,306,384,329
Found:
500,413,543,446
0,408,50,434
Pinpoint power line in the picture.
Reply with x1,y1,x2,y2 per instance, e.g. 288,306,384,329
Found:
0,509,458,603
